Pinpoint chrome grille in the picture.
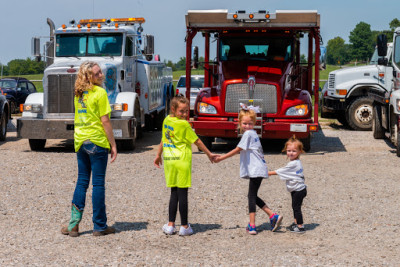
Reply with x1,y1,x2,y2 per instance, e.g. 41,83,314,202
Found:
328,73,335,88
225,83,277,113
47,74,76,113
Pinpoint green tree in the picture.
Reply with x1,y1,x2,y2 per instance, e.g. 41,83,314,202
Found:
349,22,374,62
6,58,45,75
175,57,186,71
326,37,350,65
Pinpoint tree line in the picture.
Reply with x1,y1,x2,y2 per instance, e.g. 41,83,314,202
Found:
327,19,400,65
0,58,45,76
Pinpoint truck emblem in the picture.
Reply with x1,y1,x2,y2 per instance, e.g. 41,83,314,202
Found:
248,76,256,98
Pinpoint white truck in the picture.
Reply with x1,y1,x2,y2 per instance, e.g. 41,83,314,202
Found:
321,44,393,130
17,17,174,150
371,32,400,156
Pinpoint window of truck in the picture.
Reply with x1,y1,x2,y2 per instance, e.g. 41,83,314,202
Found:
177,77,204,88
56,33,123,57
219,37,292,62
394,36,400,69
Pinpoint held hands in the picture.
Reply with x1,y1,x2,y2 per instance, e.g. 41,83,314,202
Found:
207,153,219,163
213,155,223,163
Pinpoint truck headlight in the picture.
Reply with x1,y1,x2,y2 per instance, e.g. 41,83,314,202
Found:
286,104,308,116
23,104,42,113
197,102,217,114
111,103,128,112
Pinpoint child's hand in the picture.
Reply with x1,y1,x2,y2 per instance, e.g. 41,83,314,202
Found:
208,153,218,163
154,155,162,168
214,155,223,163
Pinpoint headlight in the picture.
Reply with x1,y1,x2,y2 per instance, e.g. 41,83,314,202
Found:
23,104,42,113
197,102,217,114
396,99,400,112
286,104,308,116
111,103,128,112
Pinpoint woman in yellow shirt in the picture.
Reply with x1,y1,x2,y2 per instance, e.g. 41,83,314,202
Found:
62,61,117,237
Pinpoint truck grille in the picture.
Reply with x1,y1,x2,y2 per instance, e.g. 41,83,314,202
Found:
225,83,277,113
47,74,76,113
328,73,335,88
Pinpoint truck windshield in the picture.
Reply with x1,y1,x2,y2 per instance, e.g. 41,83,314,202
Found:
0,80,17,89
56,33,123,57
220,37,292,62
177,76,204,88
370,48,379,65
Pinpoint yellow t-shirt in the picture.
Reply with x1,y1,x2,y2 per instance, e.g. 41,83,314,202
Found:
162,115,199,188
74,85,111,152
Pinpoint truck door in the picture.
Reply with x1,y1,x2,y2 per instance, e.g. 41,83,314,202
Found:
124,35,136,92
393,34,400,91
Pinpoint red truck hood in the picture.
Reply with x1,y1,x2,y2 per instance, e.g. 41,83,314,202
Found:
222,61,288,83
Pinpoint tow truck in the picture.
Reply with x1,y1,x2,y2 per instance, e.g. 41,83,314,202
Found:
18,17,174,150
185,10,323,150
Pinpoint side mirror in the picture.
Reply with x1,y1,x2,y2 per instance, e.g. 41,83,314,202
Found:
377,34,388,57
144,35,154,56
32,37,41,62
319,46,327,70
192,46,199,69
16,87,22,92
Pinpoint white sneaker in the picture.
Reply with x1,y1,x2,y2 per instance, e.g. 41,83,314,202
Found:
162,224,176,235
179,224,193,236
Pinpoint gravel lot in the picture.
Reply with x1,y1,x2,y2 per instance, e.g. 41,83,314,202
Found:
1,118,399,266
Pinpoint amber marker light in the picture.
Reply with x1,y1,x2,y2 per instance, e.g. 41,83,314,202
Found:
77,24,82,29
115,23,119,28
249,14,254,19
309,125,318,132
62,24,66,29
379,72,385,78
123,104,128,112
20,104,24,113
336,89,347,95
233,14,238,19
97,23,101,28
265,14,270,19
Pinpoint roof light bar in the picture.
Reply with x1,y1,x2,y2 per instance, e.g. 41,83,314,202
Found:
79,18,107,24
110,17,145,24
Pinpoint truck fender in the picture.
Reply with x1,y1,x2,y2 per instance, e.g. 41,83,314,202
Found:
114,92,138,117
347,84,387,99
22,93,44,118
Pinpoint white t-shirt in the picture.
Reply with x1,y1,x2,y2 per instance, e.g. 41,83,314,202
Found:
276,159,306,192
237,130,268,178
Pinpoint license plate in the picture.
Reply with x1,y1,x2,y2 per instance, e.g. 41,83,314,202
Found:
113,129,123,137
290,124,307,132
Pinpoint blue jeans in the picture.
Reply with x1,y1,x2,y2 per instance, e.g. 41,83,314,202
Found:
72,141,109,231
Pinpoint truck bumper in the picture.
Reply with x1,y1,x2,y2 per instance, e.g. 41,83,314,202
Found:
17,117,136,139
191,119,318,139
321,96,347,118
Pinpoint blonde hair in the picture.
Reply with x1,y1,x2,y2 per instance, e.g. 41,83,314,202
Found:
238,109,256,133
170,94,189,115
75,61,104,98
282,135,305,155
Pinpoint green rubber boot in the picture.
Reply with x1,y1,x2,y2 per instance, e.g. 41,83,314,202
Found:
61,204,83,237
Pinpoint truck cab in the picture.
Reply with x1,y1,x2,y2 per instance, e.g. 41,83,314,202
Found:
185,10,321,151
321,44,393,130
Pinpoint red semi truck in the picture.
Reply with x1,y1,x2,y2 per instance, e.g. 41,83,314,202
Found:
184,10,322,151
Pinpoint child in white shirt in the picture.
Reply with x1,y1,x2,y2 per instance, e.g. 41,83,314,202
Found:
269,136,307,234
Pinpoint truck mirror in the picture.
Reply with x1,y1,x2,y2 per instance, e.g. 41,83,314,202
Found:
192,46,199,69
319,46,327,70
32,37,41,61
377,34,387,57
144,35,154,55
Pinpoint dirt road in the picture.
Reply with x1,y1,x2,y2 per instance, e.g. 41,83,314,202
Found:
0,119,399,265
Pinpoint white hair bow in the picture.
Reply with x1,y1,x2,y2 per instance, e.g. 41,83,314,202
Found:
240,103,261,113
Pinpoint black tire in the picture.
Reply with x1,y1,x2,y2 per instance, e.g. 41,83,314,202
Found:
301,135,311,152
0,111,7,141
198,136,214,151
397,131,400,157
117,139,136,151
347,97,373,131
29,139,46,151
134,102,142,139
372,105,385,139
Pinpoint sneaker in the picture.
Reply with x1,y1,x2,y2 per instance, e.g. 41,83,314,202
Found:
162,224,176,235
289,224,305,234
179,224,193,236
246,223,257,235
93,226,116,236
270,213,283,232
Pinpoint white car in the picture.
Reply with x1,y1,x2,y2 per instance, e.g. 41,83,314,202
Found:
176,75,204,110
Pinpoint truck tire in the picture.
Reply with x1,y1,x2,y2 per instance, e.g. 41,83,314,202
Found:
117,138,136,151
198,136,213,151
347,97,373,131
337,113,349,128
397,132,400,157
29,139,46,151
0,111,7,141
372,105,385,139
301,135,311,152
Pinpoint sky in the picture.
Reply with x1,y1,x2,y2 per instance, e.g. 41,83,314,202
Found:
1,0,399,65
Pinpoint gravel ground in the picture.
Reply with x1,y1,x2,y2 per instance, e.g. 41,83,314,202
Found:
1,118,400,266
